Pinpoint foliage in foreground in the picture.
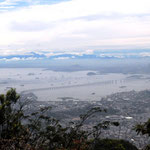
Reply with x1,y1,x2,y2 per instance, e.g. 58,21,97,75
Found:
0,88,139,150
93,139,138,150
135,119,150,150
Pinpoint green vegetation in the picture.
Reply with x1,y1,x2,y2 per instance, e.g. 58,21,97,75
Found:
0,88,145,150
93,139,138,150
135,119,150,150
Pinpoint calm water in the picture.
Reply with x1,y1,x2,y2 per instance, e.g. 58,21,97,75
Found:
0,68,150,101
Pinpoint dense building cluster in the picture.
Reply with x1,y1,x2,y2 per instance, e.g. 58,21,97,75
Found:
20,90,150,149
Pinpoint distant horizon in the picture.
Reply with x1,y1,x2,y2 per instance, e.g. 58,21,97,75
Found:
0,49,150,63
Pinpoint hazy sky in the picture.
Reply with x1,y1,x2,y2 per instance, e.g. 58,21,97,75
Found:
0,0,150,56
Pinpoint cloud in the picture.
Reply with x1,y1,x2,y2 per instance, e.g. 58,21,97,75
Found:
10,21,51,32
0,57,39,61
54,57,70,60
0,0,150,55
0,49,150,62
139,52,150,57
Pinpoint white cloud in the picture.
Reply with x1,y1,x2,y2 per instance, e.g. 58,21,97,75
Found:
54,57,70,60
0,0,31,6
139,52,150,57
0,56,39,61
0,0,150,55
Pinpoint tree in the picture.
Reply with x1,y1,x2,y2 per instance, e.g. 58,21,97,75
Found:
0,88,26,138
0,88,137,150
135,119,150,150
93,139,138,150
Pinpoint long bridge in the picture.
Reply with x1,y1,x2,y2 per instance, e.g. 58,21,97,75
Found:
22,79,125,93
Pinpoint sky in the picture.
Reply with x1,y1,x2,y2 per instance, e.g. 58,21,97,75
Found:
0,0,150,60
